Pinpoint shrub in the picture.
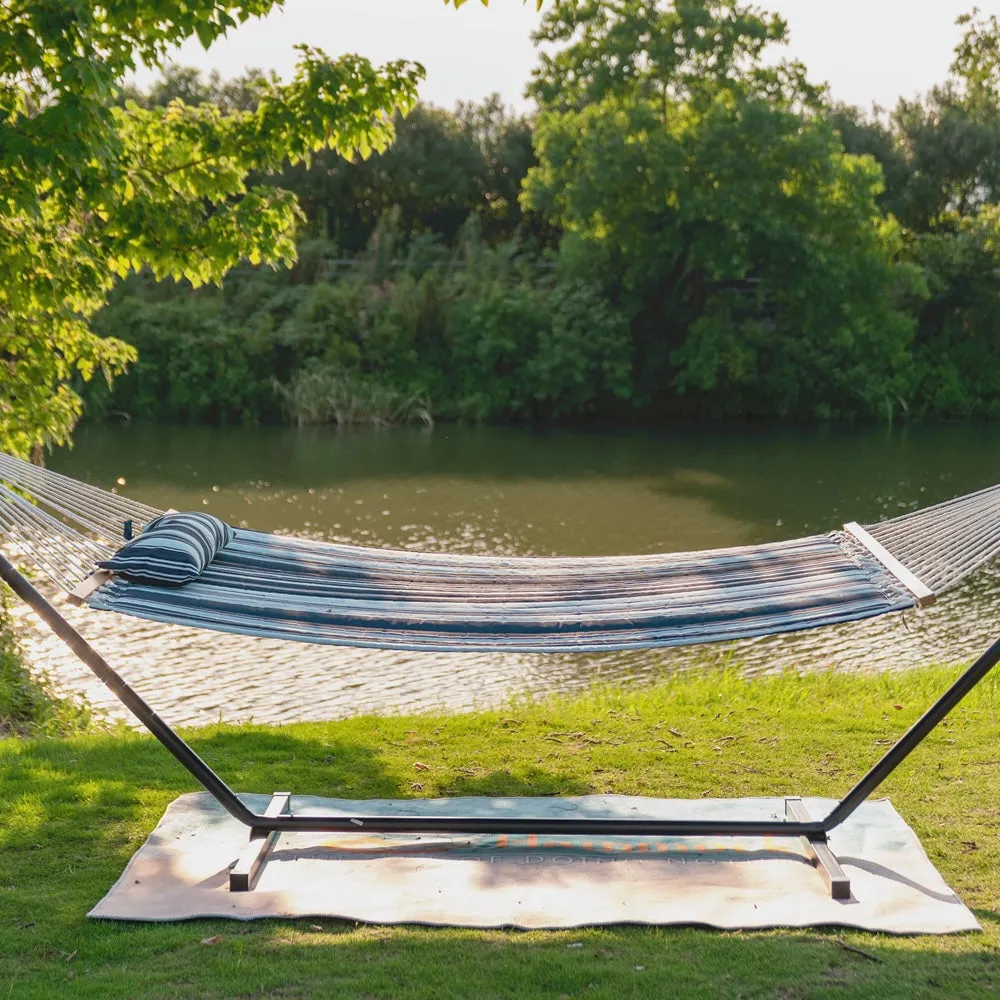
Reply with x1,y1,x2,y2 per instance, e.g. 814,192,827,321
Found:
0,595,93,737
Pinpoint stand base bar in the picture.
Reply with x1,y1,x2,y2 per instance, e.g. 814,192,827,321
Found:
224,811,829,837
785,797,851,900
229,792,290,892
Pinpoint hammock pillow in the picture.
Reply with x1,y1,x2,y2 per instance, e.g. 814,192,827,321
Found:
98,512,235,585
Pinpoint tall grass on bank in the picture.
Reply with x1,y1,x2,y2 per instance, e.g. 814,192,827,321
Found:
275,364,434,427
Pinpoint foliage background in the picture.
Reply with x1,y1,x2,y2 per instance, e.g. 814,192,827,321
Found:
80,5,1000,428
10,2,1000,440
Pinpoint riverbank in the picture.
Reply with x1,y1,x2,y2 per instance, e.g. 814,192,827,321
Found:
0,605,92,738
1,664,998,998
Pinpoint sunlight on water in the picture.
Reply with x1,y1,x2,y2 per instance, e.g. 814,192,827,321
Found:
13,422,1000,727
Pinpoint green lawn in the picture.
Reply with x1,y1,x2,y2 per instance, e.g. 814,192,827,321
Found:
2,664,1000,999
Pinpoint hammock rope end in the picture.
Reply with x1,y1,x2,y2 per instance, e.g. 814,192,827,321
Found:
843,522,937,608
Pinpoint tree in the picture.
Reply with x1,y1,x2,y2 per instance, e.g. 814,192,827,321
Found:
272,95,540,251
888,86,1000,232
1,1,492,458
826,102,910,222
523,0,916,420
119,63,273,114
281,103,487,249
455,95,540,244
833,11,1000,234
528,0,820,112
829,10,1000,418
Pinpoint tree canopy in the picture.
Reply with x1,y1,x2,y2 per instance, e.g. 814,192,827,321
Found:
0,1,439,457
522,0,916,420
12,1,1000,437
118,67,539,249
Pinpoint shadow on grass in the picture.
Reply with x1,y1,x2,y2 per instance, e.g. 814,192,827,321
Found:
1,727,405,840
439,768,591,799
0,725,594,883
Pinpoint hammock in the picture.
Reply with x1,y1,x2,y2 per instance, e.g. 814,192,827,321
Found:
3,448,1000,900
2,450,998,653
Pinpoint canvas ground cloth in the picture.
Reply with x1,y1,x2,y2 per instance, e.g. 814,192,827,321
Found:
89,793,979,934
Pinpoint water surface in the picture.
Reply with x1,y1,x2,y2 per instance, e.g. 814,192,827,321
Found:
16,422,1000,727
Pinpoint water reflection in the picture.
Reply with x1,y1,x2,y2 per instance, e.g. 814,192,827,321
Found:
14,422,1000,728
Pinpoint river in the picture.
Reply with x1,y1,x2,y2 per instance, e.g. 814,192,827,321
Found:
13,421,1000,727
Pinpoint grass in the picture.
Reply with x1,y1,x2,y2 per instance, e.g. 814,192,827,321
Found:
2,664,1000,999
275,364,434,428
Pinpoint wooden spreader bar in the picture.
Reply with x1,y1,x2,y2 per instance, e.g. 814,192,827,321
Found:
843,522,937,608
3,551,997,902
67,569,112,607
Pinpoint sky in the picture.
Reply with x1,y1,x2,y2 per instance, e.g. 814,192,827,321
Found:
131,1,1000,112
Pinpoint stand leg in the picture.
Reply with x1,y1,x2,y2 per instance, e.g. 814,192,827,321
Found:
785,798,851,900
230,792,291,892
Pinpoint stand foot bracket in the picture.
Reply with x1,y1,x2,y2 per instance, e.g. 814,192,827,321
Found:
785,797,851,900
229,792,290,892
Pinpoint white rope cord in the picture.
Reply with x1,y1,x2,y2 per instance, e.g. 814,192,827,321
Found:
0,453,160,592
864,483,1000,594
0,451,160,519
1,475,124,543
4,489,114,566
0,486,93,590
871,491,1000,545
0,453,159,528
0,483,112,570
0,453,158,542
0,507,70,589
872,500,1000,558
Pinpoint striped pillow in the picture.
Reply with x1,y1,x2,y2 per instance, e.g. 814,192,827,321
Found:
99,512,235,585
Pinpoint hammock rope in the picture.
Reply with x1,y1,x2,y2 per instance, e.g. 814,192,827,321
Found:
0,449,998,654
0,482,112,589
0,453,158,544
865,482,1000,593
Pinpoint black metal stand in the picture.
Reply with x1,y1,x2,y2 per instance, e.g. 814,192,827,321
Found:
4,552,998,900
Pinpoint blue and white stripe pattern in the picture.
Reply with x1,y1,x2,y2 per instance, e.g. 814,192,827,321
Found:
98,512,235,586
87,528,916,653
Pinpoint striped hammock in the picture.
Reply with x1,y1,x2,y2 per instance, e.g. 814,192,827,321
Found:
1,451,997,654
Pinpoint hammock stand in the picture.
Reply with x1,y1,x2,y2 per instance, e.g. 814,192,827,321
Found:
3,453,1000,899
